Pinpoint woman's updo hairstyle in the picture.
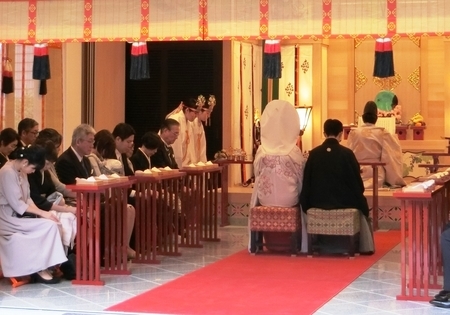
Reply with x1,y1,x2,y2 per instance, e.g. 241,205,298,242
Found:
0,128,19,146
11,145,46,171
35,139,58,163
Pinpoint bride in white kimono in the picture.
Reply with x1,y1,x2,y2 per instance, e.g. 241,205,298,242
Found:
249,100,307,252
0,146,66,283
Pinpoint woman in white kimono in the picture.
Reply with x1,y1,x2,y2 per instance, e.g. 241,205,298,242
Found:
249,100,306,252
0,146,66,283
166,99,198,167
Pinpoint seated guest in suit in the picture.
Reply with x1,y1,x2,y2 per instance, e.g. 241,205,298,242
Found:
430,224,450,308
347,101,405,188
249,100,306,252
36,129,76,204
131,131,160,171
56,124,136,259
17,118,39,149
0,128,19,169
300,119,374,254
55,124,95,184
88,129,122,176
151,119,180,169
112,123,135,176
0,145,66,283
9,118,39,159
28,140,77,255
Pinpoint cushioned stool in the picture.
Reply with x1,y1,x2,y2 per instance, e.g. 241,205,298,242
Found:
249,206,301,256
306,208,360,258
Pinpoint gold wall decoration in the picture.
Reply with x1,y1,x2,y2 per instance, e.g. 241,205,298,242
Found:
407,34,420,47
285,82,294,97
373,72,402,90
408,67,420,91
391,34,401,45
354,35,373,48
355,67,367,92
301,59,309,73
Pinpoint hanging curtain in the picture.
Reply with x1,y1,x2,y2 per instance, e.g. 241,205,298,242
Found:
130,42,150,80
32,43,51,95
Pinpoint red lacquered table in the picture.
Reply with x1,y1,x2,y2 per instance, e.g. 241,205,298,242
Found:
67,178,134,285
180,166,222,247
132,171,187,262
393,181,450,301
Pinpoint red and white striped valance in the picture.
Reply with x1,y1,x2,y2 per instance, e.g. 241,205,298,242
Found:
1,0,450,43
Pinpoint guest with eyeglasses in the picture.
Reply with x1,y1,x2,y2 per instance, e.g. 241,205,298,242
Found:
166,99,198,167
0,128,19,169
151,118,180,169
9,118,39,159
17,118,39,148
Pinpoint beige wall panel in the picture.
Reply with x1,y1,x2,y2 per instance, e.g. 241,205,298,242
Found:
36,0,84,41
445,40,450,136
389,38,420,128
397,0,450,34
332,0,386,35
92,0,141,39
62,43,82,150
94,42,125,131
327,39,352,124
0,2,29,40
208,1,260,38
268,0,322,36
44,47,63,133
148,1,199,38
423,38,445,140
354,39,421,127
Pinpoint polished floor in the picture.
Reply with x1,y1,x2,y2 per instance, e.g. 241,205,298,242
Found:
0,226,446,315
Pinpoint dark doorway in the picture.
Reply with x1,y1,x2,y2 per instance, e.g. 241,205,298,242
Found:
125,41,223,161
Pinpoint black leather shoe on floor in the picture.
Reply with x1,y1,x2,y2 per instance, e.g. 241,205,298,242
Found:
32,270,61,284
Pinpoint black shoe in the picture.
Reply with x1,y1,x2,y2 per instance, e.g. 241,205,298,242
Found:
434,290,450,302
430,298,450,308
59,253,76,280
32,270,60,284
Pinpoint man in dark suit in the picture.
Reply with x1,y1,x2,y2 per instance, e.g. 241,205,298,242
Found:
131,131,160,171
300,119,374,254
112,123,135,176
10,118,39,159
55,124,95,184
431,224,450,308
151,118,180,169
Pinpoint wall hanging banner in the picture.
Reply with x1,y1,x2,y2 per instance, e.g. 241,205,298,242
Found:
32,43,50,80
373,38,394,78
278,45,295,104
130,42,150,80
1,58,13,94
263,40,281,79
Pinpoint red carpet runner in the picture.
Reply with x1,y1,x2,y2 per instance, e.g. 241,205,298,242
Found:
108,231,400,315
